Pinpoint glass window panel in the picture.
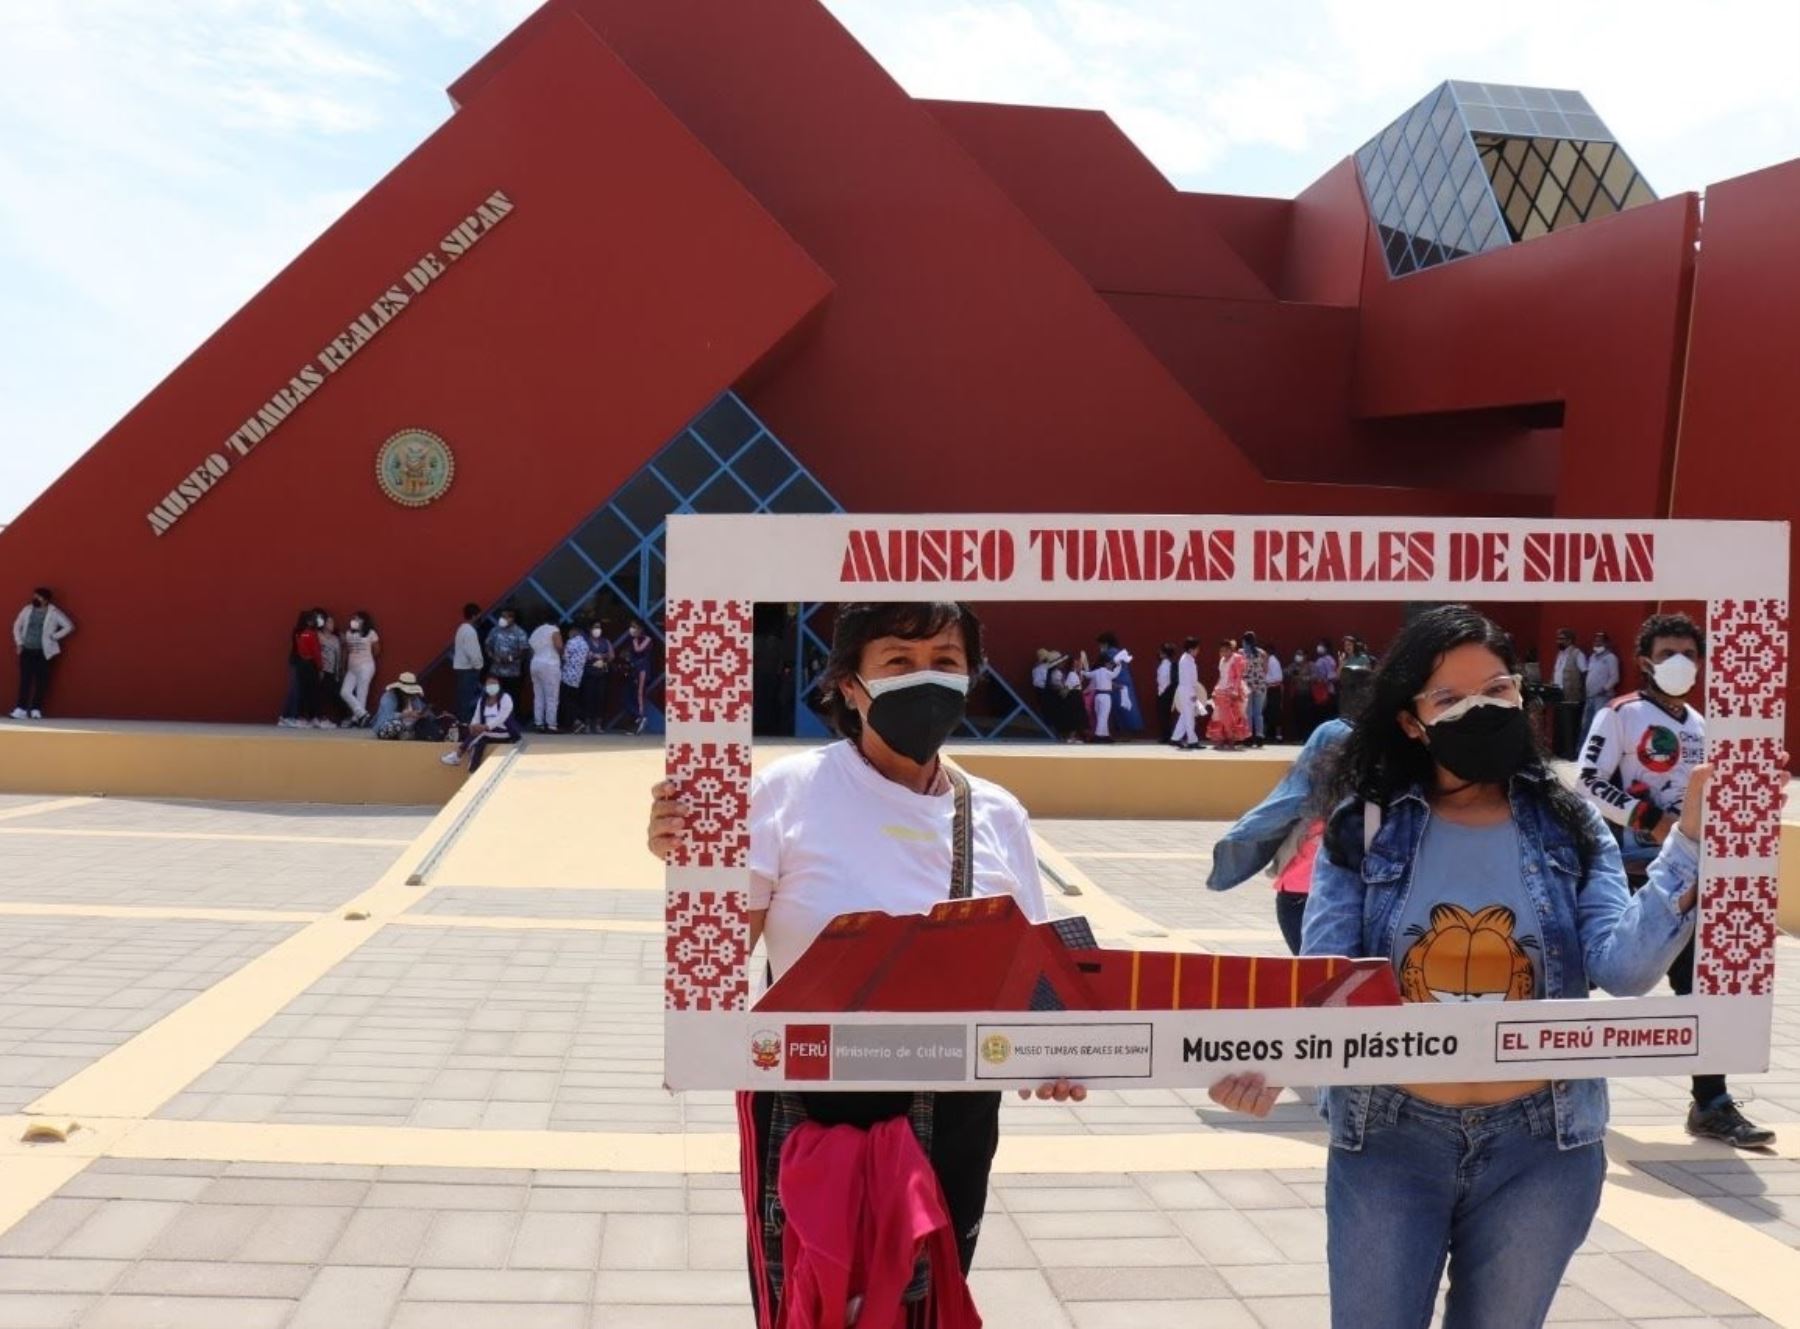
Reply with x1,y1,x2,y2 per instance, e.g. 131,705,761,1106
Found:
1520,86,1556,110
1536,111,1572,139
1381,119,1406,158
1439,117,1466,159
1586,191,1619,219
1484,83,1527,108
1622,178,1656,209
1459,166,1492,217
1504,188,1534,236
1518,149,1547,197
645,551,665,611
507,580,558,629
649,430,720,499
1535,176,1567,224
767,474,837,514
572,507,638,573
1370,182,1397,222
1500,137,1529,170
1428,94,1455,140
1356,141,1380,175
1566,160,1600,214
530,543,604,614
1392,247,1417,276
1450,80,1484,101
1564,113,1610,141
691,471,758,514
1550,195,1584,231
1394,161,1422,208
1468,208,1501,251
1419,242,1445,269
1530,137,1559,164
1403,100,1431,147
1422,152,1448,197
1548,140,1580,186
728,435,796,499
1581,141,1615,175
613,468,679,536
1430,179,1458,228
1552,89,1593,114
1601,149,1636,202
692,395,759,459
1520,209,1550,240
1403,187,1430,232
1383,228,1410,272
1463,105,1504,133
1500,107,1536,134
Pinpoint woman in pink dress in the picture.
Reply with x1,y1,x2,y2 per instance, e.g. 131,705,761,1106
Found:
1207,637,1251,748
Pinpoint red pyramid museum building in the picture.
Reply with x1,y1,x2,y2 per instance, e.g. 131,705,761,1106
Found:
2,0,1795,746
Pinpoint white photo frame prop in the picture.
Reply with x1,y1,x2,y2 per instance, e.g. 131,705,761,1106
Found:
661,515,1789,1091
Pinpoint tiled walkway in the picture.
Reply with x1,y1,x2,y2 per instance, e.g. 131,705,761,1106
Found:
0,771,1794,1328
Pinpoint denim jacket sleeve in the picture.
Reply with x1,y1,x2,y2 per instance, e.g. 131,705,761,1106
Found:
1298,812,1368,959
1207,720,1350,891
1575,803,1697,995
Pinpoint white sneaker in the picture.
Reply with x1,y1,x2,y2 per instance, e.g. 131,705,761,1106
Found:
8,708,26,720
28,710,41,720
440,751,462,767
312,718,334,729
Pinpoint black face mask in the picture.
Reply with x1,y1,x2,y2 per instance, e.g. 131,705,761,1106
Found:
1422,699,1534,785
858,671,969,766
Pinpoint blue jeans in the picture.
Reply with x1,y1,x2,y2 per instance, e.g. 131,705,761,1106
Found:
1246,689,1266,738
454,669,482,727
1326,1085,1604,1329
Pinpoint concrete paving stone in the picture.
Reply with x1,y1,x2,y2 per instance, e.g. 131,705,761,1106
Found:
79,1295,298,1329
1244,1206,1329,1261
0,1259,125,1294
1220,1262,1331,1298
482,1101,553,1129
328,1208,435,1266
965,1270,1073,1329
379,1167,534,1186
1204,1172,1307,1209
1131,1173,1232,1210
86,1160,224,1178
992,1173,1136,1190
1171,1210,1288,1265
528,1188,685,1215
599,1215,686,1270
509,1213,604,1270
684,1214,754,1272
591,1271,750,1305
994,1187,1153,1214
405,1268,591,1302
1029,1236,1200,1269
390,1304,586,1329
57,1174,213,1204
1542,1285,1618,1320
1013,1209,1177,1240
1246,1294,1333,1329
414,1100,488,1128
53,1202,185,1261
197,1177,369,1207
1071,1301,1258,1329
113,1259,314,1298
143,1204,266,1262
0,1293,89,1328
1613,1249,1754,1317
592,1309,747,1329
0,1202,103,1258
1565,1252,1703,1319
1043,1265,1231,1301
364,1183,528,1212
288,1265,410,1329
417,1212,520,1269
234,1206,353,1264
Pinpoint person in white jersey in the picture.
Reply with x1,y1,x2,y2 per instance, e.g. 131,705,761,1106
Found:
648,601,1078,1326
1169,636,1205,750
1577,611,1775,1148
526,617,564,733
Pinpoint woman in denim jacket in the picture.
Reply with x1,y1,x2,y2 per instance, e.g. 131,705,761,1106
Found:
1214,605,1702,1329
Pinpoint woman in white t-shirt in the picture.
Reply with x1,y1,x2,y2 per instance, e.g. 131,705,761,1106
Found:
441,674,520,772
526,619,564,734
649,601,1078,1326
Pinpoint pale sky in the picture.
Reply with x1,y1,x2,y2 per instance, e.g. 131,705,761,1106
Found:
4,0,1799,523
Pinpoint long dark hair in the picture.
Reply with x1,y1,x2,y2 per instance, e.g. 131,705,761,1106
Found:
1328,604,1599,861
818,602,984,740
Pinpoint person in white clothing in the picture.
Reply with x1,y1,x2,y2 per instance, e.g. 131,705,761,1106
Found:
1086,651,1118,742
1551,627,1589,759
646,600,1079,1325
526,618,564,733
338,611,381,727
1262,648,1284,742
1170,636,1205,749
442,675,521,771
452,603,485,722
1580,630,1620,739
11,587,74,720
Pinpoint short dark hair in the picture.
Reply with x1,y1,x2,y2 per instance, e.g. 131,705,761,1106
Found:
1097,631,1119,649
1183,636,1200,651
32,586,52,601
1637,612,1703,660
463,602,481,620
1160,641,1178,658
818,602,983,740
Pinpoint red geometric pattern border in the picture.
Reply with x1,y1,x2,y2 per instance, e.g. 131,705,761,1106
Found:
1708,599,1788,721
664,598,753,725
664,739,751,869
666,888,749,1010
1695,875,1778,997
1704,737,1788,862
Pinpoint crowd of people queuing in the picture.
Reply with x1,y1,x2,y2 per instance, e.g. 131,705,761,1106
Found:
1030,631,1376,748
272,601,660,769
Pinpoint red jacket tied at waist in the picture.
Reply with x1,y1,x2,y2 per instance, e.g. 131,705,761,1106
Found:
776,1116,980,1329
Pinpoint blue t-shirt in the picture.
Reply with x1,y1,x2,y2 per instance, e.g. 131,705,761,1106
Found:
1392,817,1543,1003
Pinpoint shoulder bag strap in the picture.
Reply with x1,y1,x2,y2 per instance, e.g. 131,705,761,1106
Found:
946,764,975,900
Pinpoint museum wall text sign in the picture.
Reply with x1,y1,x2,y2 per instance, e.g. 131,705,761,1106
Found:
144,189,516,536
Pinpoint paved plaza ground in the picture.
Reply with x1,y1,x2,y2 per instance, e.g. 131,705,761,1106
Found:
0,766,1796,1327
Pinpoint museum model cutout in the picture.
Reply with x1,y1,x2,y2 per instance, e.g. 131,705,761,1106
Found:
660,514,1788,1091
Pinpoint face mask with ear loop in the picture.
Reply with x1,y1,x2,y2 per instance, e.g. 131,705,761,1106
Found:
856,670,971,765
1420,693,1533,786
1649,653,1699,698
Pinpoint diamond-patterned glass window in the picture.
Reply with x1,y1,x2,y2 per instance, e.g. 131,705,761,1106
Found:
425,392,1051,739
1357,81,1657,277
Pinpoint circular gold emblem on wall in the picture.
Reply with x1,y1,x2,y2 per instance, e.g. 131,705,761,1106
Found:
375,429,455,507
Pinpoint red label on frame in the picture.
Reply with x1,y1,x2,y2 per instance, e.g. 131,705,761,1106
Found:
785,1024,832,1080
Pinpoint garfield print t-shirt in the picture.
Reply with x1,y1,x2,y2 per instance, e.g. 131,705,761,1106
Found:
1391,818,1543,1003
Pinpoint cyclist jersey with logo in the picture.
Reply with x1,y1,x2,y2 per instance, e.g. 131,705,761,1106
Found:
1576,692,1705,830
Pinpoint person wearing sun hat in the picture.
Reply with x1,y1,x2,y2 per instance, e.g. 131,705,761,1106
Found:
371,672,432,740
1030,647,1063,729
